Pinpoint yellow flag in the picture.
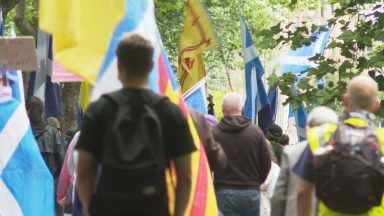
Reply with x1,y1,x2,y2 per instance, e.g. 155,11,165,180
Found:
39,0,125,84
79,82,92,112
178,0,218,93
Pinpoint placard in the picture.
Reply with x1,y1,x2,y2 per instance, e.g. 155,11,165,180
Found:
0,37,39,71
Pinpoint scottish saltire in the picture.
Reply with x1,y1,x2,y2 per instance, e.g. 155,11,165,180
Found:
178,0,218,93
0,86,54,216
280,27,330,141
6,26,25,105
184,79,208,115
27,30,62,118
279,28,330,75
240,16,273,133
268,87,278,122
39,1,218,215
288,104,308,141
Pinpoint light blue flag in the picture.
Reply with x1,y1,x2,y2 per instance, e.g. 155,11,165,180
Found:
184,80,208,115
240,16,273,133
280,27,330,141
0,88,54,216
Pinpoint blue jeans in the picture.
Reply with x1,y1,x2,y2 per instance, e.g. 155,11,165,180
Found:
216,189,260,216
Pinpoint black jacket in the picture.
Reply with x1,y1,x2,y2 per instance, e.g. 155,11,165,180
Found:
32,123,65,181
212,116,271,190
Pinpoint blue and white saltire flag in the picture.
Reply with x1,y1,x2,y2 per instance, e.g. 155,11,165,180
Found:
280,27,330,141
0,87,54,216
184,79,208,115
28,30,62,118
268,87,278,122
288,103,308,141
240,16,273,133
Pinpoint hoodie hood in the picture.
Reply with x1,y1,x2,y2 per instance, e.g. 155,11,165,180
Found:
218,116,251,132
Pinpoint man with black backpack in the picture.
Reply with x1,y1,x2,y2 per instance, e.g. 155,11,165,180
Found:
76,34,196,216
294,75,384,216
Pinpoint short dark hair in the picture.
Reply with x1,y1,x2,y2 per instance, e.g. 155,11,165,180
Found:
116,34,154,76
26,96,44,123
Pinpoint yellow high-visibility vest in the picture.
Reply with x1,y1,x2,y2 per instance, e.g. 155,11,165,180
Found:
306,119,384,216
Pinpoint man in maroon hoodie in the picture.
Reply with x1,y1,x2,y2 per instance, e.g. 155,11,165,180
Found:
212,92,271,216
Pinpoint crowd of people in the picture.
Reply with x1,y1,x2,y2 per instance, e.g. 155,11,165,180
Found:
24,34,384,216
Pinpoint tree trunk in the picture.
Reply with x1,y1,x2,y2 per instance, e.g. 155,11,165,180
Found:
1,0,21,19
59,83,81,132
14,0,37,37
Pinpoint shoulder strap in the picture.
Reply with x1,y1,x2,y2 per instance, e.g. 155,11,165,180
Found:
307,123,337,153
375,128,384,155
146,93,167,108
35,124,51,139
102,90,130,106
103,90,167,107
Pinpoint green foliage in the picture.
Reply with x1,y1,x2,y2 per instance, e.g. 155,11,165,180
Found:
260,0,384,117
155,0,290,90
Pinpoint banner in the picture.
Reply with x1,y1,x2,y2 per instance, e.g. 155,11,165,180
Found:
178,0,218,93
39,1,218,215
240,16,273,133
0,88,54,216
184,79,208,115
280,27,330,140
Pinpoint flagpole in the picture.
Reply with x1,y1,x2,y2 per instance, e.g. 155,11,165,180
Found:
0,9,7,86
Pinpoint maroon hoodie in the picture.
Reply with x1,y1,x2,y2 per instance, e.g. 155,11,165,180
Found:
212,116,271,190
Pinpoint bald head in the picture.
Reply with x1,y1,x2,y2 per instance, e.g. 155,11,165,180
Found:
222,92,244,116
343,75,379,112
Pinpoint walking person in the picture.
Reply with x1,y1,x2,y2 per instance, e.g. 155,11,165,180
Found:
266,124,284,165
294,75,384,216
26,96,66,215
260,143,280,216
213,92,271,216
76,35,196,216
271,106,338,216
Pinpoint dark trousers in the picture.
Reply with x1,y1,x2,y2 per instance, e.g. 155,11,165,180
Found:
216,189,261,216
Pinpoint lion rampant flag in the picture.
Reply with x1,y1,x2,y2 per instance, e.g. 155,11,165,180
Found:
179,0,218,93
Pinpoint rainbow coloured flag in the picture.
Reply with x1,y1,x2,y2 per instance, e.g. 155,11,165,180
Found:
39,0,218,215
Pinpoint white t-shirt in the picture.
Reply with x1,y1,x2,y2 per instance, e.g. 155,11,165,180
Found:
260,162,281,216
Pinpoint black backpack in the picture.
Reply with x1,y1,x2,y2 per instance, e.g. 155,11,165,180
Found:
313,122,384,214
95,91,168,213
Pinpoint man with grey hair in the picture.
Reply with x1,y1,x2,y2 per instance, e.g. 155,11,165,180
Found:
212,92,271,216
271,106,338,216
294,75,384,216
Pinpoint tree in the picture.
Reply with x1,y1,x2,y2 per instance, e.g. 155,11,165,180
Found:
4,0,81,132
1,0,20,19
261,0,384,117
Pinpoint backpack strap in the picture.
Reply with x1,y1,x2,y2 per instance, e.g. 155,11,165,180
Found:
307,123,337,153
374,128,384,155
103,90,167,108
